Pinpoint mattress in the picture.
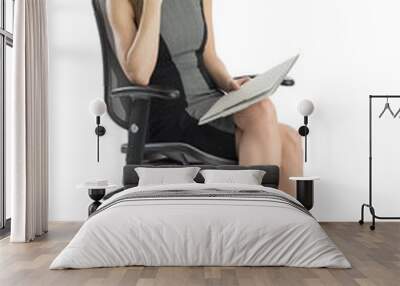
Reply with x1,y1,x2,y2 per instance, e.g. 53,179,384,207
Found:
50,183,350,269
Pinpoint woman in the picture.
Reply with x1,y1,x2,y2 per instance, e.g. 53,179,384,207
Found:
107,0,303,196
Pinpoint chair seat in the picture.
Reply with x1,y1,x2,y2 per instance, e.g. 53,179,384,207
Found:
121,142,237,166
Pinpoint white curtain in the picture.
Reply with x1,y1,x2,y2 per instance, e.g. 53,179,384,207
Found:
9,0,49,242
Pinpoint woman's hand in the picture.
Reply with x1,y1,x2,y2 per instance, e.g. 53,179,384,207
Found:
224,76,251,92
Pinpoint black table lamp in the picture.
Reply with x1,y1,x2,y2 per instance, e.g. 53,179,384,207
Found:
89,98,107,162
297,99,315,162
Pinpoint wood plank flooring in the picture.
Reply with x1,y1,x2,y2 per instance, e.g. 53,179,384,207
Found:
0,222,399,286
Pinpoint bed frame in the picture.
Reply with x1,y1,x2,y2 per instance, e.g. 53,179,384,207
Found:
88,165,314,215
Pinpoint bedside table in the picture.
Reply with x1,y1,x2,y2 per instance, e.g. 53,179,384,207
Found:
77,184,119,216
289,177,320,210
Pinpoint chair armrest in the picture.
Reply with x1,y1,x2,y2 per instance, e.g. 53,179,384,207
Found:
112,85,180,101
234,75,295,87
281,77,295,86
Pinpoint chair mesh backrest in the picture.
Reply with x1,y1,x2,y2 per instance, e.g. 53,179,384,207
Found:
92,0,133,129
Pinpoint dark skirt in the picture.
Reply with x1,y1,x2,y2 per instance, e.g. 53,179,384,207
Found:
148,111,237,161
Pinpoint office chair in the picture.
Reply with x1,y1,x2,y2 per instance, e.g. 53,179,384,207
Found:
92,0,295,166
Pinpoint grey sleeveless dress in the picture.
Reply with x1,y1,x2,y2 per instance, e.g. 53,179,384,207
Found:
148,0,237,160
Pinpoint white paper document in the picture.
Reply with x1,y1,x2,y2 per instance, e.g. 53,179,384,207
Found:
199,55,299,125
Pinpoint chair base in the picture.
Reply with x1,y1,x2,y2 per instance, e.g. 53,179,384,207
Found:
121,142,237,166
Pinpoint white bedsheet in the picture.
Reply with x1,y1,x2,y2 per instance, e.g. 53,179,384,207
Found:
50,183,350,269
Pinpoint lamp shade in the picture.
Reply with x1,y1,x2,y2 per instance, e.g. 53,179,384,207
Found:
89,98,107,117
297,99,315,116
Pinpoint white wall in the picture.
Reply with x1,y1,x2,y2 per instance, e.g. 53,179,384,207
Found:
48,0,400,221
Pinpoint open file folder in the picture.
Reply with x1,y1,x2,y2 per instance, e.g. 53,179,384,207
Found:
199,55,299,125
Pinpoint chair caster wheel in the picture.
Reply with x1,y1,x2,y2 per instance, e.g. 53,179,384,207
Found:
370,225,375,231
358,220,364,225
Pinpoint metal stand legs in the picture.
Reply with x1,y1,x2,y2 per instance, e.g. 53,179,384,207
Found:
359,203,400,231
359,204,376,231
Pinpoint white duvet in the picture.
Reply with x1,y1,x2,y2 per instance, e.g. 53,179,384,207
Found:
50,183,350,269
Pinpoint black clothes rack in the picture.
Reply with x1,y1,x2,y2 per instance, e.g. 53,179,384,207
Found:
359,95,400,230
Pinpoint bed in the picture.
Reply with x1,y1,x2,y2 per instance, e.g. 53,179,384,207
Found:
50,165,350,269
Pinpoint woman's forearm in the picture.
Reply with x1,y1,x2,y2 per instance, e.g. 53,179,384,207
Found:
125,0,162,85
204,54,233,91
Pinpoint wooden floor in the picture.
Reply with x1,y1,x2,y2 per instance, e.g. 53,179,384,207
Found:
0,222,399,286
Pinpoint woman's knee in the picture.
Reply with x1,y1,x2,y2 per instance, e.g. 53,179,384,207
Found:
234,99,278,129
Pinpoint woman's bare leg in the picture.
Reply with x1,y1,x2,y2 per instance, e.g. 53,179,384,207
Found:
234,99,282,166
233,100,303,197
278,124,304,196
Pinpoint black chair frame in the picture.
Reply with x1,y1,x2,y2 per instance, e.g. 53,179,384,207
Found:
92,0,295,166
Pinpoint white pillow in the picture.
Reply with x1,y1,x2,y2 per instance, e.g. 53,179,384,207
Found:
135,167,200,186
200,169,266,185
